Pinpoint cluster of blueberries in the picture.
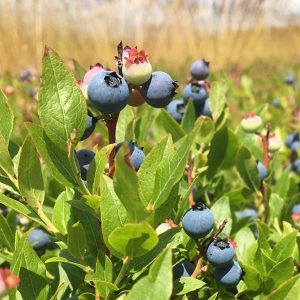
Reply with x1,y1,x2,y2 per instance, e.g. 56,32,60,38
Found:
175,202,242,288
285,131,300,174
166,59,212,122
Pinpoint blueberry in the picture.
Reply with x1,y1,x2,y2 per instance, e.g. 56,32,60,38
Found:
28,229,51,250
80,111,97,141
292,204,300,214
202,98,212,118
19,69,32,81
182,202,214,239
166,100,185,122
172,260,194,280
190,59,209,80
292,158,300,174
214,260,242,288
272,98,280,107
284,73,294,85
29,87,38,98
285,132,299,148
76,149,95,180
291,141,300,151
207,238,235,267
87,71,129,114
235,208,257,221
183,82,208,107
141,71,178,108
257,161,267,180
115,141,145,171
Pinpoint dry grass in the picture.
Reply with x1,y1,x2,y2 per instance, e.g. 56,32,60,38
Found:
0,0,300,75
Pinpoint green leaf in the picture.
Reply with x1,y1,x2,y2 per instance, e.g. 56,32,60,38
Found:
18,135,45,208
85,251,114,298
0,213,14,250
45,257,89,272
108,222,158,258
173,277,206,295
126,247,172,300
0,90,14,144
206,127,238,179
114,145,147,222
87,144,114,194
0,193,44,227
265,274,300,300
242,264,261,291
138,135,173,206
10,231,49,300
52,191,72,235
235,146,260,192
76,210,102,258
72,59,87,80
181,100,196,133
264,257,295,292
129,227,180,271
26,123,76,187
273,169,290,199
156,109,185,142
38,46,87,150
209,78,228,120
272,231,297,262
149,134,192,209
0,132,15,178
67,221,87,260
269,193,284,220
194,116,215,145
234,226,255,258
211,196,232,235
100,176,127,255
116,106,135,142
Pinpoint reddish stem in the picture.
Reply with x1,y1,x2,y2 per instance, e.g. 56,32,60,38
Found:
106,112,119,176
187,153,195,208
257,123,272,168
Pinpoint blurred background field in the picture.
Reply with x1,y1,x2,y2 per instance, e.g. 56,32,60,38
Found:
0,0,300,77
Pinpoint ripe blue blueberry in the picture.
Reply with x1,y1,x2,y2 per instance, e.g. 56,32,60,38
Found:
80,111,97,141
291,141,300,151
292,204,300,214
115,141,145,171
284,73,294,85
214,260,242,288
235,208,257,221
285,132,299,148
76,149,95,180
292,158,300,174
272,98,280,107
87,71,129,114
207,239,235,267
28,229,51,250
141,71,178,108
182,202,214,239
202,98,212,118
166,99,185,122
190,59,210,80
183,82,208,107
19,69,32,81
257,161,267,180
172,260,194,280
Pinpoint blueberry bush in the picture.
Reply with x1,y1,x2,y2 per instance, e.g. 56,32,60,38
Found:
0,42,299,300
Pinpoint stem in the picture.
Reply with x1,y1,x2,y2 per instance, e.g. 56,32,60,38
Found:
259,123,272,168
106,256,131,300
187,153,195,208
191,256,204,278
105,112,119,177
261,182,269,223
191,220,228,278
36,203,60,235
